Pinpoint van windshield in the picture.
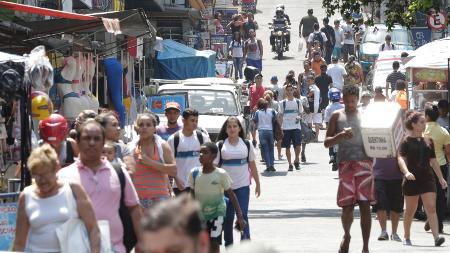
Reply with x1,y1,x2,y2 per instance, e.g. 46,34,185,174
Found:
159,89,238,115
364,28,410,45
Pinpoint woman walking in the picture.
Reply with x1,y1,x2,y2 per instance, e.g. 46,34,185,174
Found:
253,98,276,172
128,113,177,208
216,116,261,246
229,31,245,80
398,110,447,246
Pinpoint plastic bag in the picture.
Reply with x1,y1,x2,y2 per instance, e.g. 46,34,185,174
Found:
298,39,304,52
24,46,53,91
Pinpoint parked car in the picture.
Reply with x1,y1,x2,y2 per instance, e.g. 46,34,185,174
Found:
155,78,249,142
359,24,415,73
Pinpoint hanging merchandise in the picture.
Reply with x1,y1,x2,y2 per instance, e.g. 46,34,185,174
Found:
31,91,53,120
0,62,24,104
39,114,68,146
24,46,53,91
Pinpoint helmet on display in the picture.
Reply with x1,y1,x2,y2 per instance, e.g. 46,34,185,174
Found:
39,114,68,145
31,91,53,120
328,88,341,102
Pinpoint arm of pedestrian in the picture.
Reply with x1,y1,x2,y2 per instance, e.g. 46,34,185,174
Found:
72,183,101,253
13,192,29,252
226,188,246,231
324,112,348,148
138,146,176,177
397,155,415,180
258,39,263,58
444,144,450,161
122,155,136,176
128,204,143,252
249,161,261,197
174,176,185,191
430,158,447,189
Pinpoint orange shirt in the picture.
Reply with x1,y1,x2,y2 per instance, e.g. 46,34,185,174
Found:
312,58,325,76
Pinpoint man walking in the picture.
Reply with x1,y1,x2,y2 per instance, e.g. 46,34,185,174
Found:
315,64,333,114
324,84,374,253
279,84,304,171
156,102,182,141
249,73,266,147
299,9,318,58
244,29,263,72
333,19,344,59
58,120,142,253
341,15,355,63
327,56,347,91
379,34,395,52
308,23,328,60
321,17,336,64
385,61,405,93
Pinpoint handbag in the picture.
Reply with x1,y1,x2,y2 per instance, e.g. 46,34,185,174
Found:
272,110,283,141
300,119,316,144
56,183,112,253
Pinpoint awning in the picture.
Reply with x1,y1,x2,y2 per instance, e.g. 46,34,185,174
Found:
148,7,202,20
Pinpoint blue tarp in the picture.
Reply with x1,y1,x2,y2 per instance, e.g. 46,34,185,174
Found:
155,40,216,79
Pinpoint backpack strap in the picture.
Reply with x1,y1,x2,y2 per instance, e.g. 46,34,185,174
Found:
218,140,224,167
65,140,74,164
192,167,200,190
283,100,286,111
382,43,385,51
173,131,180,158
112,162,125,206
243,139,250,163
196,130,204,145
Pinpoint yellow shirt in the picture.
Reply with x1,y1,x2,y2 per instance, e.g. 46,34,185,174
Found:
425,122,450,166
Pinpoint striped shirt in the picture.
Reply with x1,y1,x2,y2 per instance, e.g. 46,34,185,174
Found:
133,144,170,208
386,71,406,91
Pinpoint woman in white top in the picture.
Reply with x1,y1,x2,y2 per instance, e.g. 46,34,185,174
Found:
229,31,245,80
13,144,100,253
216,116,261,246
254,98,276,171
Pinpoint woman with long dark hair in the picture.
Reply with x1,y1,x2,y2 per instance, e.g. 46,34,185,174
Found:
216,116,261,246
253,98,276,171
229,31,244,80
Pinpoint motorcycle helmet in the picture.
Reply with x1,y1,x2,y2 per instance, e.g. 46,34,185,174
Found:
275,7,283,16
328,88,341,102
39,113,68,146
31,91,53,120
276,4,285,10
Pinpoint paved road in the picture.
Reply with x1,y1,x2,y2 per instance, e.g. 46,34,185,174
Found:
231,0,450,252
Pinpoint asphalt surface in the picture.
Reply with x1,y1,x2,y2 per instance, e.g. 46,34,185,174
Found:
228,0,450,252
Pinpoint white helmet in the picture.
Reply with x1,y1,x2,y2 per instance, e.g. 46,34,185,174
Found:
276,4,285,10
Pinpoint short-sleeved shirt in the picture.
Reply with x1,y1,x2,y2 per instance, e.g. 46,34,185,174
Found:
345,63,363,85
327,64,347,90
280,99,303,130
229,40,244,58
116,141,131,159
300,15,318,37
156,123,182,141
57,159,139,253
385,71,406,90
249,84,266,111
379,43,395,52
311,59,326,76
324,102,344,123
307,31,328,43
254,108,275,131
399,137,436,181
341,23,355,44
424,122,450,166
372,157,404,180
188,168,232,220
168,131,211,188
214,138,256,189
266,84,284,101
315,73,333,106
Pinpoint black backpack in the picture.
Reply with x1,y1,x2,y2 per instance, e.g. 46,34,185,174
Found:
217,139,251,167
173,130,204,158
312,32,324,49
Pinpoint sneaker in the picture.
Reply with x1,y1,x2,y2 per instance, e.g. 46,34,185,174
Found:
252,140,257,148
329,155,335,164
288,165,293,171
390,233,401,242
332,163,338,171
301,154,306,163
435,237,445,246
269,166,276,172
260,159,265,163
378,231,388,241
424,221,430,231
294,161,300,170
264,168,271,173
403,239,412,246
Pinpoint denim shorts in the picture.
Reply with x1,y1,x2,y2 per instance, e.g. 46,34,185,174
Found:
282,129,302,148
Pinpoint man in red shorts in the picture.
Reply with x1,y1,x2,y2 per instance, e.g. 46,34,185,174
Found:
324,84,374,253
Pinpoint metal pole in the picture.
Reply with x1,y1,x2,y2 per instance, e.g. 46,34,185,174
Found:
448,58,450,127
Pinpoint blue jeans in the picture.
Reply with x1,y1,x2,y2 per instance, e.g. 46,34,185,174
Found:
233,57,243,79
224,186,250,246
259,129,274,167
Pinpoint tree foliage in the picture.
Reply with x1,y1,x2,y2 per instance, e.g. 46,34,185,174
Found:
322,0,442,28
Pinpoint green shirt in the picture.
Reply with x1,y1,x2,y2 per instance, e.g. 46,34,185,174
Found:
189,167,232,220
424,122,450,166
300,15,318,37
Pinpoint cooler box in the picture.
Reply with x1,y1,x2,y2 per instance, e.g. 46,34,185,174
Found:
361,102,405,158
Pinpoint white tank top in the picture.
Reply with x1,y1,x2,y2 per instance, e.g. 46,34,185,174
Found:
24,183,74,252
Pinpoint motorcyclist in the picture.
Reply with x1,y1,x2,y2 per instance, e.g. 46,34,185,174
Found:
270,7,290,51
276,4,291,25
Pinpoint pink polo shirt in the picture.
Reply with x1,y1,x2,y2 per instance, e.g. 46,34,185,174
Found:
57,158,139,253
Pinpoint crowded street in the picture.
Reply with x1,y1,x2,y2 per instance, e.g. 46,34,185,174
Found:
0,0,450,252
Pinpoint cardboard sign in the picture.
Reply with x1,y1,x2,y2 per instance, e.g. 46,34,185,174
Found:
0,202,17,251
147,95,187,114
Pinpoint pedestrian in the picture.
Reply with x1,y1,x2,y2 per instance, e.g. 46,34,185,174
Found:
266,75,284,101
216,116,261,245
359,91,372,112
227,14,244,37
279,84,304,171
243,12,258,40
311,51,326,77
436,99,449,129
423,105,450,234
341,15,355,63
244,29,263,72
390,80,407,110
385,61,406,93
188,142,246,253
333,19,344,59
298,60,314,96
156,101,183,141
299,90,311,163
354,19,366,59
284,73,297,87
140,194,210,253
168,108,210,195
13,144,101,253
229,31,245,80
253,98,276,172
307,75,322,141
321,17,336,64
264,91,283,159
299,9,318,58
128,113,177,208
326,56,347,91
308,23,328,59
324,84,374,253
398,110,447,246
344,55,364,86
372,158,404,242
373,87,387,102
213,11,225,34
57,120,142,253
379,34,395,52
323,88,344,171
249,73,266,147
315,63,333,113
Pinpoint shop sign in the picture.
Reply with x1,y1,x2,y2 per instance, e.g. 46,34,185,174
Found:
0,202,17,250
147,94,187,114
411,68,448,82
410,27,432,47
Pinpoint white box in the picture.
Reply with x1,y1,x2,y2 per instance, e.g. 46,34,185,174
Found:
361,102,405,158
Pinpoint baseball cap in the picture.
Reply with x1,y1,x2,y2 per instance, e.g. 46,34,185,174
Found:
271,76,278,81
254,73,263,79
165,101,181,111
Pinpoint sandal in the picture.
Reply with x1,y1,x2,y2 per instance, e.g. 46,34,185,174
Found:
338,235,351,253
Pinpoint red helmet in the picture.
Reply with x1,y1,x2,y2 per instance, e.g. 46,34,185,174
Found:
39,114,68,145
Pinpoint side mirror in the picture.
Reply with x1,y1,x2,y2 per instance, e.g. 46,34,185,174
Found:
244,105,251,117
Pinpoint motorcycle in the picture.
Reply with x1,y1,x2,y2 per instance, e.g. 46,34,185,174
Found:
269,23,290,60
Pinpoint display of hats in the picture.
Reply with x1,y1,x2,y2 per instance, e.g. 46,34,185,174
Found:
31,91,53,120
39,113,68,145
